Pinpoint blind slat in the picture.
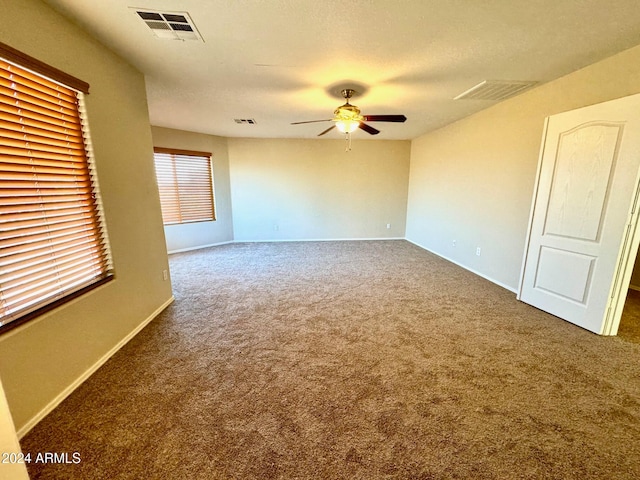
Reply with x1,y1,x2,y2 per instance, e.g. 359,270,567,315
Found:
0,96,81,128
0,87,79,119
1,127,84,150
1,171,90,183
0,230,102,264
0,211,96,234
2,252,106,291
0,187,93,197
0,76,77,110
0,221,100,246
0,161,87,177
0,155,87,171
3,268,107,312
0,194,92,209
0,236,101,268
2,117,82,143
0,133,85,156
0,103,81,134
0,204,92,224
0,111,81,136
0,145,85,162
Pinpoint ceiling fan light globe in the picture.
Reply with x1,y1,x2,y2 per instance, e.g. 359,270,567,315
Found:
336,120,360,133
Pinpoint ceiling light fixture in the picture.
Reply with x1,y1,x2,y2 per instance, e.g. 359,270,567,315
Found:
333,92,364,134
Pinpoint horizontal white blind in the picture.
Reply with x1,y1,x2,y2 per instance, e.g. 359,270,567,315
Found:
153,150,215,225
0,58,112,328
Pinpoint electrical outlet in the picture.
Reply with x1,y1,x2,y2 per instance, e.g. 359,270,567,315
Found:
476,247,481,256
274,224,279,231
452,239,456,247
386,223,391,229
162,270,168,281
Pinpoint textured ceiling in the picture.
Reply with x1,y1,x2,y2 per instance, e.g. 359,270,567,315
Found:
43,0,640,140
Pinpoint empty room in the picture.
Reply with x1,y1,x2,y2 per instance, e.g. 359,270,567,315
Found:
1,1,640,479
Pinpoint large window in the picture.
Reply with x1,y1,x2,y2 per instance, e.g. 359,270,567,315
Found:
0,42,113,332
153,148,215,225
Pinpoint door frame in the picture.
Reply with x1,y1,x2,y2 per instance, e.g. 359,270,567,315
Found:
517,108,640,336
603,172,640,335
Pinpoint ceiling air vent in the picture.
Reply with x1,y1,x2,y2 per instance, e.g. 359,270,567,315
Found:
133,9,203,42
234,119,257,124
454,80,537,101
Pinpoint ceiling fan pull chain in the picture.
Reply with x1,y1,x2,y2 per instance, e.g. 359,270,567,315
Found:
345,132,352,152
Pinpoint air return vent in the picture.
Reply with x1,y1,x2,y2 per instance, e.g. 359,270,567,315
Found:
133,9,203,41
454,80,537,101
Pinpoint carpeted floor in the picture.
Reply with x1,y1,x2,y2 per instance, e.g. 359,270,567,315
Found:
20,240,640,479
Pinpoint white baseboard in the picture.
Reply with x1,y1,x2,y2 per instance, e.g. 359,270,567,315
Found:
168,241,233,254
234,237,405,243
406,239,518,293
17,296,175,439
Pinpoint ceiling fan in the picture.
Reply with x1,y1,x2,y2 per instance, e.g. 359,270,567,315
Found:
291,89,407,136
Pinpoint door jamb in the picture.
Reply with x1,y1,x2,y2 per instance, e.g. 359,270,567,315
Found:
602,168,640,335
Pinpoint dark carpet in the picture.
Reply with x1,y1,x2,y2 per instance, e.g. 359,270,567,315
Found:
20,241,640,479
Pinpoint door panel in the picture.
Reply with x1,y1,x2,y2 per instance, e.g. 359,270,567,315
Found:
543,124,621,241
533,247,595,303
519,94,640,334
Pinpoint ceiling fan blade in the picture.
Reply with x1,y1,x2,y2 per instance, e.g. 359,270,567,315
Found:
358,122,380,135
362,115,407,123
318,125,336,136
291,119,332,125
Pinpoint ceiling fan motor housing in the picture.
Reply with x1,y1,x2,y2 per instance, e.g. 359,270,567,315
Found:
334,103,363,121
334,89,363,124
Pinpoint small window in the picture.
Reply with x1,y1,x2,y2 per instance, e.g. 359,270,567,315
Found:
0,42,113,332
153,148,215,225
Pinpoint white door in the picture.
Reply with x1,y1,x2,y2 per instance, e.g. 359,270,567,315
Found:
518,93,640,335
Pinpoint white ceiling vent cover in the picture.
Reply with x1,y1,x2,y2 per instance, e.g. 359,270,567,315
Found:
454,80,537,101
133,9,204,42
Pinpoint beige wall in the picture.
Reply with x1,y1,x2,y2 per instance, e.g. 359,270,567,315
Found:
0,0,173,434
406,44,640,290
228,138,411,241
151,127,234,252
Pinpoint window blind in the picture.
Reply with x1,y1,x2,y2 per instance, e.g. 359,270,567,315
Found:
153,149,215,225
0,57,112,329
